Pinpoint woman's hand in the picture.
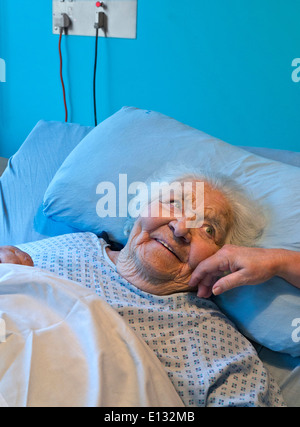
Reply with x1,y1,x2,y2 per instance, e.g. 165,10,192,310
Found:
0,246,34,267
189,245,299,298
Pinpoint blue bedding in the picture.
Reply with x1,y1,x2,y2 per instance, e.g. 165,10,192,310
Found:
0,120,92,245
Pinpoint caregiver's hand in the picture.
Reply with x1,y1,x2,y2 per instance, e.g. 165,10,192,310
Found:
0,246,34,266
189,245,300,298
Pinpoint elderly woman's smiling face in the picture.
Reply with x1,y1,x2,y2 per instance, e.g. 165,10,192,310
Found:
114,180,233,295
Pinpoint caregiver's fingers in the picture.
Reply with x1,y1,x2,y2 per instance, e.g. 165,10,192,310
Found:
189,252,231,289
212,270,249,296
195,273,216,298
196,283,214,298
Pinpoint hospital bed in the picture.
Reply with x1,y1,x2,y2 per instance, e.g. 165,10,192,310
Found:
0,106,299,407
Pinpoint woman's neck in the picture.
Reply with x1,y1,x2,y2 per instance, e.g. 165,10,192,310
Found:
105,247,187,296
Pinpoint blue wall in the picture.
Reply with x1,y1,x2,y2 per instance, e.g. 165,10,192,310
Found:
0,0,300,158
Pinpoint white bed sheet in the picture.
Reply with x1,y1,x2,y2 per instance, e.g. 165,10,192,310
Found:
0,264,183,407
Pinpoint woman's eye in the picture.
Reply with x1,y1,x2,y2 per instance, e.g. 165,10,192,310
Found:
170,200,182,209
163,199,182,210
204,225,215,237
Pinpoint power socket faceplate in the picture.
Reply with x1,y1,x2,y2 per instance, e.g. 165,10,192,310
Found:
52,0,137,39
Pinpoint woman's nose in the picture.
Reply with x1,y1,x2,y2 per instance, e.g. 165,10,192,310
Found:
169,218,191,243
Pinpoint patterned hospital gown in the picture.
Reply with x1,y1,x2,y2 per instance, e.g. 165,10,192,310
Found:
18,232,286,407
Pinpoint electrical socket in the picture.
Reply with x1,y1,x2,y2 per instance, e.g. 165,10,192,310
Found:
94,11,105,29
54,12,71,29
52,0,137,39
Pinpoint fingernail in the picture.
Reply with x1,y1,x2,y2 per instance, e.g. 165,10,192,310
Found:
212,286,222,296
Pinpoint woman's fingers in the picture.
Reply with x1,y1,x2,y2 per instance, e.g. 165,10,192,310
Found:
14,248,34,266
0,246,34,266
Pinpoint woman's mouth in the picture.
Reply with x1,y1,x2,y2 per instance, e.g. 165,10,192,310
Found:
154,239,181,260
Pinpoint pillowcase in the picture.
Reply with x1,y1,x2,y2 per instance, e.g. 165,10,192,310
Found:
43,106,300,356
0,120,92,246
240,146,300,168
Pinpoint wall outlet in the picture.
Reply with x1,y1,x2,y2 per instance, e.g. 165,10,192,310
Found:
52,0,137,39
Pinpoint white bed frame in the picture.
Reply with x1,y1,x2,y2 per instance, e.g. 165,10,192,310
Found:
0,157,7,176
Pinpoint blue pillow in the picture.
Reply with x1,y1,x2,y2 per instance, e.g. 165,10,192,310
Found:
240,146,300,168
0,120,92,246
43,106,300,357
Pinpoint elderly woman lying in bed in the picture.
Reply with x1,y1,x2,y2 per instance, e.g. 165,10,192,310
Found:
2,168,300,297
0,167,299,407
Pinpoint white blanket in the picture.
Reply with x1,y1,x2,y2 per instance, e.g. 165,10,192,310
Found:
0,264,183,407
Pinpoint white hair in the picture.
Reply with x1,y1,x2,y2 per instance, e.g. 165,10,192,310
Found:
124,163,266,247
